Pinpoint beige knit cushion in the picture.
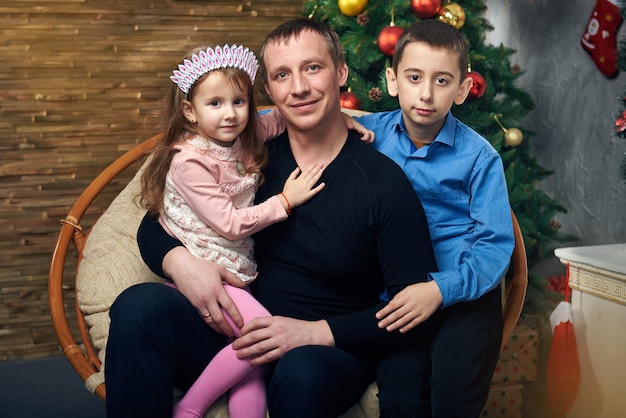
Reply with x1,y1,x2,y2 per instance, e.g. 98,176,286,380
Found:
342,383,379,417
75,154,379,418
75,162,164,393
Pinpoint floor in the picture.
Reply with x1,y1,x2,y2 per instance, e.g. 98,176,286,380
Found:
0,356,106,418
0,355,555,418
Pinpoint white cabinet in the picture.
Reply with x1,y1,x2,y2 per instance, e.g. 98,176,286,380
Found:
554,244,626,418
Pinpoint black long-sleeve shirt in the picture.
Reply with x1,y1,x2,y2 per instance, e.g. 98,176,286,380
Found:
138,131,438,355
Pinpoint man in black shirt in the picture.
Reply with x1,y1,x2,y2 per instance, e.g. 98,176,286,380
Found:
105,18,437,418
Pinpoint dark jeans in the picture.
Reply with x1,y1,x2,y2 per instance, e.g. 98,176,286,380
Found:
106,281,501,418
105,283,221,418
268,345,373,418
105,283,374,418
376,285,503,418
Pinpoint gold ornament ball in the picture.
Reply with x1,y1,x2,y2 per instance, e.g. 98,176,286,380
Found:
504,128,523,147
437,2,466,29
338,0,368,17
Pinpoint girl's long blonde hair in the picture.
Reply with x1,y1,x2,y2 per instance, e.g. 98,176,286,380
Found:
140,46,268,215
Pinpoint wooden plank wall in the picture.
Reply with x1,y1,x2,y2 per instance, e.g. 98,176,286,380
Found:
0,0,302,361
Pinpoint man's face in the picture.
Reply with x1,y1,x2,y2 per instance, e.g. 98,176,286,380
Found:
262,30,348,133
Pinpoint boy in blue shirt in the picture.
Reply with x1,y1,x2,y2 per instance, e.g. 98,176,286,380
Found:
357,19,515,417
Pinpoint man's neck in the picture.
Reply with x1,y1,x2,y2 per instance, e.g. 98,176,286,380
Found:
287,117,348,168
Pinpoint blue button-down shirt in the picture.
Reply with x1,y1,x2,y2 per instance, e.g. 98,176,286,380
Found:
356,110,514,307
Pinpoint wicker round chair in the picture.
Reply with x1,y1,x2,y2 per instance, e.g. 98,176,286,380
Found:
48,134,159,401
48,114,528,409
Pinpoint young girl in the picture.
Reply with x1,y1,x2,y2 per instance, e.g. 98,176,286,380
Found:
140,44,371,418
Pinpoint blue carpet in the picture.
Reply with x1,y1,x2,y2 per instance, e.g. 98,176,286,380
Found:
0,356,106,418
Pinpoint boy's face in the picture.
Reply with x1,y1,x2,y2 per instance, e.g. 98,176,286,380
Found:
386,41,471,143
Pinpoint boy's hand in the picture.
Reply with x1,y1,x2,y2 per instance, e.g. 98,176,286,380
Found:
342,112,374,143
375,281,443,333
280,163,325,209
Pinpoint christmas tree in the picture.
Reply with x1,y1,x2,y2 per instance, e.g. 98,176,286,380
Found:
617,2,626,184
303,0,576,315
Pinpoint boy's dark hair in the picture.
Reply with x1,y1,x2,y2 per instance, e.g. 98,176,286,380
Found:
393,19,469,80
259,17,345,84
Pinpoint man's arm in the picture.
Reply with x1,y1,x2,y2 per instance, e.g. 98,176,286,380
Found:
137,212,181,277
233,316,335,365
326,169,439,352
137,213,244,336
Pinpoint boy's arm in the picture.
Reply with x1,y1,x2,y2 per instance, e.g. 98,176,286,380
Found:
375,280,443,333
430,153,515,307
376,153,514,333
341,112,374,143
257,107,374,143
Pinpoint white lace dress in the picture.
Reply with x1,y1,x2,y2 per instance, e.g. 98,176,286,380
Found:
159,134,287,283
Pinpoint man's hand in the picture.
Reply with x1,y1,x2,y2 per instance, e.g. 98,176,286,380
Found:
163,247,244,337
232,316,334,365
375,281,443,333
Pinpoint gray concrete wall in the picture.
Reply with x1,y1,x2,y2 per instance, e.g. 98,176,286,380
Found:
484,0,626,276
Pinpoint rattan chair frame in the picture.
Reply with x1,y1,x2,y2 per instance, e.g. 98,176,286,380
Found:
48,131,527,402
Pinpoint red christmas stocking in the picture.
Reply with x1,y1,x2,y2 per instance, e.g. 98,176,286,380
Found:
580,0,623,77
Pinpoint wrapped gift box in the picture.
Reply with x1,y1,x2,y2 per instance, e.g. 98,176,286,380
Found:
481,382,523,418
492,323,538,383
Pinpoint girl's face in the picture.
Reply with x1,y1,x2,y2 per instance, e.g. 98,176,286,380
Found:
183,71,250,145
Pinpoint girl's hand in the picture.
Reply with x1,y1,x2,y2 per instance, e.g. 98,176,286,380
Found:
342,112,374,143
279,163,325,210
375,281,443,333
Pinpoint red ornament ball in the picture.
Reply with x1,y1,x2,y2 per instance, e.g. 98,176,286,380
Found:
410,0,442,19
616,110,626,133
466,71,486,99
378,25,404,57
340,91,362,110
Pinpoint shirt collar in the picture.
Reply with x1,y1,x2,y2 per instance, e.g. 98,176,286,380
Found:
392,110,457,148
434,111,456,147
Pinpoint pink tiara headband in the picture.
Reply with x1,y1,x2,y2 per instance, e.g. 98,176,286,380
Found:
170,44,259,94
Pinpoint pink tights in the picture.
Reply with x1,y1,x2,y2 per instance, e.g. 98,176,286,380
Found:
172,284,270,418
